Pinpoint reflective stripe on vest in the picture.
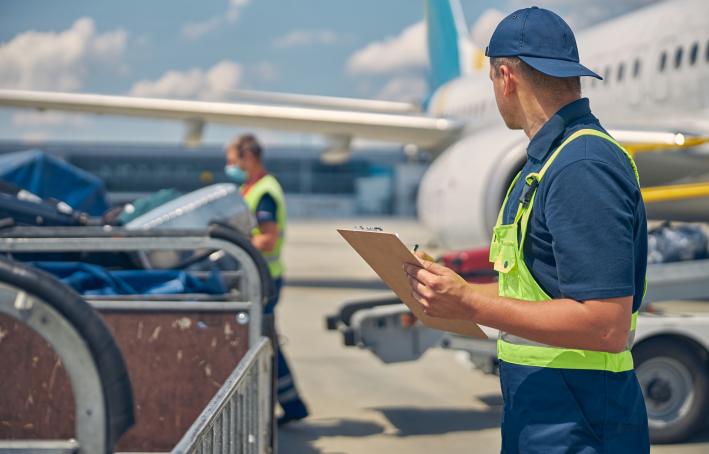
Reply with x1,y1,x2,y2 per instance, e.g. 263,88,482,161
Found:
489,128,644,373
243,174,287,278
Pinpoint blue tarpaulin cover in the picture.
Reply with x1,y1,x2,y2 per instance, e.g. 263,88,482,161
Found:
32,262,225,296
0,150,109,216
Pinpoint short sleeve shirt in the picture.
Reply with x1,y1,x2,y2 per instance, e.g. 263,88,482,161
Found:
502,98,647,313
255,193,277,225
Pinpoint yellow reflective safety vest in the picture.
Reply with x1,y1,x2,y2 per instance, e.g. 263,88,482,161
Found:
489,129,642,373
243,174,286,279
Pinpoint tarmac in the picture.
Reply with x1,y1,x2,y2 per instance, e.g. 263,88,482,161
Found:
276,218,709,454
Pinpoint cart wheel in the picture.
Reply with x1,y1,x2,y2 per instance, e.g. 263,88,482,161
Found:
0,258,135,450
634,337,709,444
209,223,274,305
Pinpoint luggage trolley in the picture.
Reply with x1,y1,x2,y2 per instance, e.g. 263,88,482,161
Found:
0,224,277,453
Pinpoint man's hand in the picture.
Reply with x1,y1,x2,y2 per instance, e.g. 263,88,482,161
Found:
404,252,475,320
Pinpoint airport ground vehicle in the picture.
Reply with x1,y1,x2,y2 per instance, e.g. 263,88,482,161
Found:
0,225,277,453
327,251,709,444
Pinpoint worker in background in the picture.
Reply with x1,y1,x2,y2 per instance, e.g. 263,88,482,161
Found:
225,134,309,426
404,7,648,453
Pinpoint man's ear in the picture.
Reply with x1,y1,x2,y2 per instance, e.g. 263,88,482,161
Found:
500,65,516,97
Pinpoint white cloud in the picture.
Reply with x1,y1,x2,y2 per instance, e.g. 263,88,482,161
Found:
0,17,126,129
250,62,279,82
181,17,223,41
377,76,427,102
470,9,506,47
0,17,127,91
227,0,250,23
273,29,350,49
346,21,428,102
347,21,427,75
180,0,250,41
129,60,243,100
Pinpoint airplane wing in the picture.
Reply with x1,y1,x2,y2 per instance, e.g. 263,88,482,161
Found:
0,89,463,150
609,129,709,154
224,88,420,114
608,128,709,222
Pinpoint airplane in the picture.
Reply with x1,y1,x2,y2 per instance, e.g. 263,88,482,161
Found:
0,0,708,250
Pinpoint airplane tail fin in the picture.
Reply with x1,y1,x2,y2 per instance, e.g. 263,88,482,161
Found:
425,0,474,93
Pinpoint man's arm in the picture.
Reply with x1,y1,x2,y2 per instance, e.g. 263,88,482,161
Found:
251,193,279,253
252,221,279,252
405,151,642,352
404,258,632,353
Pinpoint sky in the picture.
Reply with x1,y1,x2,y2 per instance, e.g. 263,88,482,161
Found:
0,0,660,145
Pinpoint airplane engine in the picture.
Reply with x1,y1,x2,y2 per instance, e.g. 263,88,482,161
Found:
418,127,527,250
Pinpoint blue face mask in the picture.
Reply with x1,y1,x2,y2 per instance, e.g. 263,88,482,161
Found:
225,165,248,185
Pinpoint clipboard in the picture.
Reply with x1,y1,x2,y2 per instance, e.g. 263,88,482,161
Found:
338,228,487,338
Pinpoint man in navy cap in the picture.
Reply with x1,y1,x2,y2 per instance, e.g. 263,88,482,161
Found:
404,6,649,453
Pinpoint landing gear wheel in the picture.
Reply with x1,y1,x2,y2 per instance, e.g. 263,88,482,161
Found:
634,338,709,444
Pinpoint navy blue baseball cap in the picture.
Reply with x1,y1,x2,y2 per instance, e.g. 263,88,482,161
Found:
485,6,602,80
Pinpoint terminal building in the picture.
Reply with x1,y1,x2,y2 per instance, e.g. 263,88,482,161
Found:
0,141,429,218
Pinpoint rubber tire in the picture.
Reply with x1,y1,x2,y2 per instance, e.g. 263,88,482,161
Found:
208,223,274,306
633,337,709,444
0,257,134,452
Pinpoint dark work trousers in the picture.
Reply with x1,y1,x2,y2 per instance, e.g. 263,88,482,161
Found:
264,277,306,416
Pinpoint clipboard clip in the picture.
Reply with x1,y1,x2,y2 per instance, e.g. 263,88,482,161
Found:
353,225,383,231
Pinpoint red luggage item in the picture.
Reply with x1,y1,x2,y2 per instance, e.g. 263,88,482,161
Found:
441,247,497,283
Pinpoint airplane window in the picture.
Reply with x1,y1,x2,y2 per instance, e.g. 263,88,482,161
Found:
603,66,610,83
706,39,709,62
689,42,698,65
617,62,625,81
633,58,641,78
674,46,683,68
659,51,667,72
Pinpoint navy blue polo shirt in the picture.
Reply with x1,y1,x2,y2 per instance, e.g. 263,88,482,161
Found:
255,193,277,225
498,98,649,451
502,97,647,313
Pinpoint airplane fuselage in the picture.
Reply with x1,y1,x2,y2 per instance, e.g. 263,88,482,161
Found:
417,0,709,250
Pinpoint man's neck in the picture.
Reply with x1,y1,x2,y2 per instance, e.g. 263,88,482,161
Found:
247,166,267,184
521,94,580,140
240,168,268,196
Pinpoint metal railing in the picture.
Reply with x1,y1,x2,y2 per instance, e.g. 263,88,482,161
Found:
0,228,275,453
0,230,265,345
172,337,273,454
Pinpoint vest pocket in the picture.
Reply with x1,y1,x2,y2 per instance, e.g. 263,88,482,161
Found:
491,224,518,274
494,242,517,274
